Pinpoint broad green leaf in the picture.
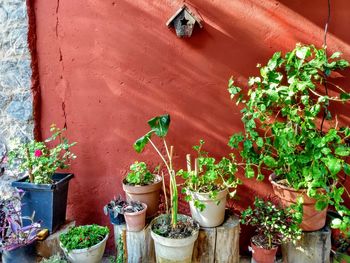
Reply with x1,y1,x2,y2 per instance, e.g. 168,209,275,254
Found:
263,156,277,168
335,146,350,156
147,114,170,137
315,200,328,211
330,51,341,59
323,157,342,175
133,131,153,153
245,165,255,178
344,163,350,175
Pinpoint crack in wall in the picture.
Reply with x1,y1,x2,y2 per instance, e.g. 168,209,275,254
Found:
55,0,68,129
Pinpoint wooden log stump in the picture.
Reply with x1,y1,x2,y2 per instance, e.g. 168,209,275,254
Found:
36,220,75,258
113,223,155,263
113,214,239,263
281,227,331,263
193,215,240,263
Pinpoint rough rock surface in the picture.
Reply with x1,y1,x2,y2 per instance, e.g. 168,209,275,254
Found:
0,0,33,183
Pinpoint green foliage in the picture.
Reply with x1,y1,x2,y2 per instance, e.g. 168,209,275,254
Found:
133,114,170,153
228,43,350,234
134,114,178,228
59,225,109,251
8,124,76,184
178,140,241,210
125,161,155,186
241,198,302,249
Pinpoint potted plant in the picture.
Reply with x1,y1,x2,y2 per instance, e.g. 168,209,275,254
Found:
59,224,109,263
178,139,241,227
123,201,147,232
241,198,302,263
8,124,76,232
0,188,41,263
122,161,162,217
134,114,199,262
103,195,127,225
228,43,350,231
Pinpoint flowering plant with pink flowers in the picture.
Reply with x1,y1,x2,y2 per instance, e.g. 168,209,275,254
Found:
8,124,76,184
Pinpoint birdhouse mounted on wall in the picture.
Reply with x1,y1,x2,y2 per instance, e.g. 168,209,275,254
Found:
166,5,203,38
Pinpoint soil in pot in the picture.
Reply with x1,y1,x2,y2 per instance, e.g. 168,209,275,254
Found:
122,175,162,218
269,174,327,231
151,214,199,262
189,188,228,227
124,202,147,232
250,235,278,263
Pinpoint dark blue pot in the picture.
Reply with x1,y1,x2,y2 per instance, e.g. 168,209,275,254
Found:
11,173,74,233
109,209,125,225
2,242,36,263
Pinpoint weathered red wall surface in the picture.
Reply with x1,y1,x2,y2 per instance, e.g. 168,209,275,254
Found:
34,0,350,254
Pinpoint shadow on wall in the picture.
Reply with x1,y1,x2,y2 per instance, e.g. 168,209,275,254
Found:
35,0,350,255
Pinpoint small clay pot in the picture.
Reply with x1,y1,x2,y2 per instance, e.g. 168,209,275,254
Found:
124,203,147,232
269,173,327,231
250,237,278,263
122,175,162,218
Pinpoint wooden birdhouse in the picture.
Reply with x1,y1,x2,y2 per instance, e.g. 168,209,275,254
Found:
166,5,203,38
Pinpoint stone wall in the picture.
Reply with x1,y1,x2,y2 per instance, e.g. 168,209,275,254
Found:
0,0,33,176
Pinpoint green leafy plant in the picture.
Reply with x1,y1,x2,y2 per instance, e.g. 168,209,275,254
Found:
241,198,302,249
8,124,76,184
133,114,179,228
59,225,109,251
125,161,155,185
178,140,241,211
228,43,350,235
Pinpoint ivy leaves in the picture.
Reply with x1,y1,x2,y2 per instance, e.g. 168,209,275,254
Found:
227,44,350,234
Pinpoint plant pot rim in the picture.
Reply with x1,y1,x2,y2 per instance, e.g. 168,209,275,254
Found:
150,214,199,240
60,232,109,254
124,203,147,216
122,174,162,187
269,173,308,193
250,235,278,250
189,188,228,197
11,173,74,190
269,173,326,194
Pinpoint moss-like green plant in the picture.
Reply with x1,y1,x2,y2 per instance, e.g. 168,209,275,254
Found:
59,225,109,251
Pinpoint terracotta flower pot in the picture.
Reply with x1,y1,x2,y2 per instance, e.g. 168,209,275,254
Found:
250,237,278,263
122,175,162,218
269,174,327,231
124,203,147,232
189,188,228,227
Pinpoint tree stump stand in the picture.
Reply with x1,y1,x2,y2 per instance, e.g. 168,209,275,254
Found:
281,227,331,263
113,214,240,263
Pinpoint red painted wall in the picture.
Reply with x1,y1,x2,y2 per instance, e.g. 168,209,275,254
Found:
34,0,350,254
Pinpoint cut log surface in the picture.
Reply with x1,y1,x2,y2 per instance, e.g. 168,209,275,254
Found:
113,214,239,263
281,227,331,263
36,220,75,258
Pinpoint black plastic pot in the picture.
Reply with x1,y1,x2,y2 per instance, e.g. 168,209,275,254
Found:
11,173,74,233
108,209,125,225
1,242,36,263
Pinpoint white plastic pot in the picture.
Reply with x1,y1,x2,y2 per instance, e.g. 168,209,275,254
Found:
189,188,228,227
151,214,199,263
60,233,109,263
